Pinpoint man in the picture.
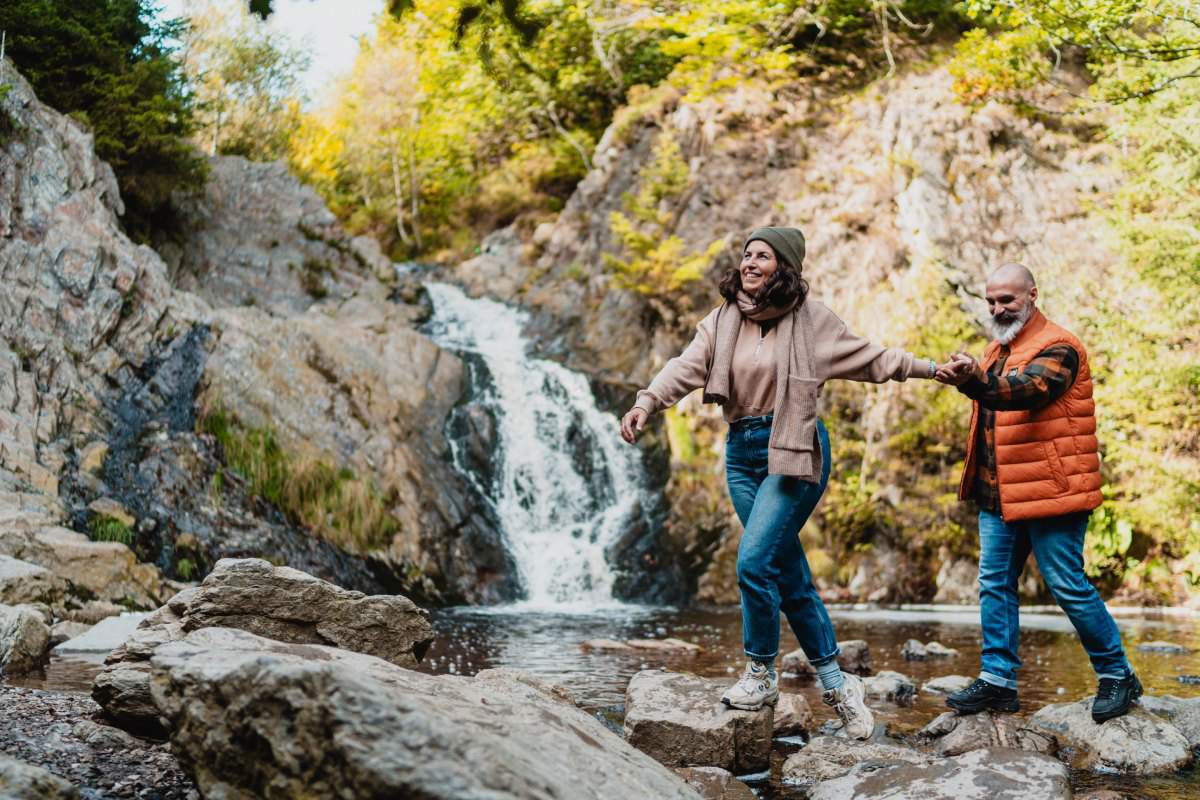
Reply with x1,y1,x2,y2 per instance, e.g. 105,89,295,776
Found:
936,263,1141,723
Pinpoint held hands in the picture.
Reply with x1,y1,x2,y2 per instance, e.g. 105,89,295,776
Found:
620,407,648,444
935,350,983,386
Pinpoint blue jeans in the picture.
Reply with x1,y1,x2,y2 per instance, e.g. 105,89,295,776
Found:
977,509,1132,690
726,414,837,665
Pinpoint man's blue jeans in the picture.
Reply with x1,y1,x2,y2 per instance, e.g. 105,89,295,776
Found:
977,509,1132,689
726,414,837,665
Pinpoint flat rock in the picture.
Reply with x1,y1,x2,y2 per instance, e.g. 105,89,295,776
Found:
150,628,699,799
862,670,917,705
1136,640,1191,655
0,555,66,607
581,638,634,651
781,639,872,676
917,711,1057,756
624,670,773,773
781,735,930,785
0,751,80,799
902,639,960,660
922,674,973,695
0,603,52,675
807,747,1070,800
53,613,149,654
674,767,755,800
627,638,702,653
773,693,813,736
1030,698,1194,774
1138,694,1200,750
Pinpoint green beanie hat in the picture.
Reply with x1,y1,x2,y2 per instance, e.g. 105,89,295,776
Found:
744,226,806,271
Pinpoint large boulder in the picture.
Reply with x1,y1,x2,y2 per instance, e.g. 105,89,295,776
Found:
782,735,931,786
807,747,1071,800
93,558,434,736
1139,695,1200,750
0,603,51,675
674,767,755,800
1029,699,1194,774
917,711,1057,756
0,752,80,799
150,627,701,800
0,555,66,607
623,670,773,773
773,693,813,737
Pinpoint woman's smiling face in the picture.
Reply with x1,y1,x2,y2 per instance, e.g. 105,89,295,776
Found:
740,240,778,296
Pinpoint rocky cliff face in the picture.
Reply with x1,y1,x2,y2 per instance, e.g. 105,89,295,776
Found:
451,65,1123,602
0,60,515,609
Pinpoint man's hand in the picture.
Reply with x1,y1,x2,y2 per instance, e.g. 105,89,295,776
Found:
935,351,983,386
620,407,648,444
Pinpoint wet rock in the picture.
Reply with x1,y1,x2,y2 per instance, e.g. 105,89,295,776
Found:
933,558,979,604
781,735,930,785
94,559,433,735
1138,695,1200,750
1179,675,1200,685
922,675,973,695
582,638,635,651
862,670,917,705
1029,699,1194,774
902,639,960,660
624,669,773,773
807,747,1070,800
150,627,698,800
0,555,66,607
627,638,702,653
773,693,813,737
674,767,754,800
0,603,52,675
917,711,1057,756
782,639,872,676
1136,641,1191,655
0,751,80,799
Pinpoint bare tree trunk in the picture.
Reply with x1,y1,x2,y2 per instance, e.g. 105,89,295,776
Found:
544,101,592,171
390,143,410,243
408,112,422,251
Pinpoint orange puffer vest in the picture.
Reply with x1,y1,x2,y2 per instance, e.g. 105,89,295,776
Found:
958,309,1103,521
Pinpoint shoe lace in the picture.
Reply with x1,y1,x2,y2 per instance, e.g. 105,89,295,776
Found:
963,679,992,698
826,686,862,726
1096,678,1122,702
737,664,771,694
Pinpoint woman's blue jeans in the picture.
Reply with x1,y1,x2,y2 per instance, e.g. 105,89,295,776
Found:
977,509,1132,689
725,414,838,665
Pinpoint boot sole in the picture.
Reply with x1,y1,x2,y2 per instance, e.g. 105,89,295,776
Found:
722,690,780,711
946,696,1020,714
1091,682,1143,723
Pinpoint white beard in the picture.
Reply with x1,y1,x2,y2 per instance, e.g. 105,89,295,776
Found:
988,302,1033,345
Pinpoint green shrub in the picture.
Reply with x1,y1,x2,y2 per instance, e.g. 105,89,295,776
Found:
88,515,132,545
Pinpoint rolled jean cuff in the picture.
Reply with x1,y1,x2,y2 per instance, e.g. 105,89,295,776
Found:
1097,670,1131,681
807,648,841,668
744,649,777,662
980,671,1018,691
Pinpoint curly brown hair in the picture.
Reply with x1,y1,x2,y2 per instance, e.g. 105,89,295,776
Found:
718,243,808,309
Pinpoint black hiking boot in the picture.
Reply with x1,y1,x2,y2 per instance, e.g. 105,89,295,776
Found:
946,678,1019,714
1092,673,1143,723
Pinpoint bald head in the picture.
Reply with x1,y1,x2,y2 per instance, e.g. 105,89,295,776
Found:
988,262,1036,292
984,262,1038,344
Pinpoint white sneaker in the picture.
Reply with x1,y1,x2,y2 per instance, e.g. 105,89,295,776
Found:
721,661,779,710
822,672,874,739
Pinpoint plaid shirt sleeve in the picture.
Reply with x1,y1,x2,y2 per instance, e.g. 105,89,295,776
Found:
958,345,1080,411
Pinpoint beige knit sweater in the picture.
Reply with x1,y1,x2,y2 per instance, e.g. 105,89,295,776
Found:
633,299,934,478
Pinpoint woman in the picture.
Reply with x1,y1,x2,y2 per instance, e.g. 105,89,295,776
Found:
620,226,944,739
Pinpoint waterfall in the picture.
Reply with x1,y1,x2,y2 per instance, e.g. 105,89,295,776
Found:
422,282,649,610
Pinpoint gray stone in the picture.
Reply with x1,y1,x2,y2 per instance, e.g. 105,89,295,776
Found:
1030,698,1194,774
1139,694,1200,750
48,621,91,646
773,693,813,737
0,555,66,607
917,710,1057,756
624,669,773,773
0,603,51,675
674,767,754,800
150,627,700,800
862,670,917,705
782,639,872,676
53,612,149,654
781,735,931,785
922,674,973,695
1136,640,1191,655
807,747,1070,800
902,638,960,660
933,558,979,604
0,751,80,799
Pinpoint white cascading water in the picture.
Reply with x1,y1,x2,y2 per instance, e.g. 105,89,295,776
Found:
422,282,649,611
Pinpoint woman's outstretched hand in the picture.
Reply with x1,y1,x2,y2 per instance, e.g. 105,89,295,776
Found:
620,407,648,444
935,351,982,385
